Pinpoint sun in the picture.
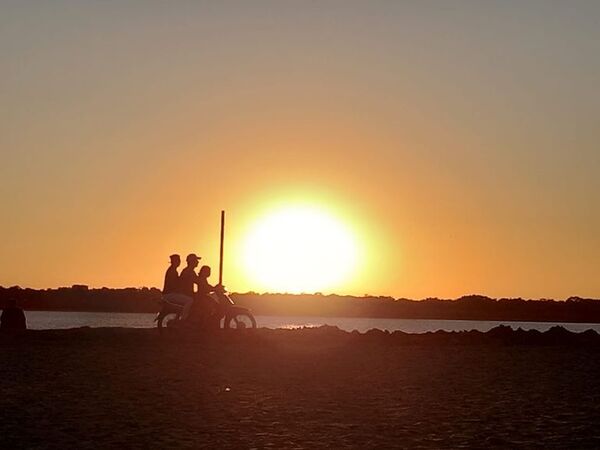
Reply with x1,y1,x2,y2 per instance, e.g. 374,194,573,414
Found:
241,205,359,294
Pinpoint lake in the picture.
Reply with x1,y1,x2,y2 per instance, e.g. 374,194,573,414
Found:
22,311,600,333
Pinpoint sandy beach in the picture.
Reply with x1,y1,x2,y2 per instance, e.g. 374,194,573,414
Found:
1,326,599,449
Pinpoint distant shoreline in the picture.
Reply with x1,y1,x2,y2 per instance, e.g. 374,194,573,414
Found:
3,286,600,324
17,308,600,325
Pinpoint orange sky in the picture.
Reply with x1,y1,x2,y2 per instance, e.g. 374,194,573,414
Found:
1,1,599,298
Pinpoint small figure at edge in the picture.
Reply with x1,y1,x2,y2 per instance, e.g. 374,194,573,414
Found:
0,298,27,331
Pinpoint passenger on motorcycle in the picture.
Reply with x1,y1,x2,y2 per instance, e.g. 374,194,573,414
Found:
197,265,216,297
162,253,200,320
196,265,226,328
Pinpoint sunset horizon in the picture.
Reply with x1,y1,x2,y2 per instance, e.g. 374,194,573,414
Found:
3,2,599,301
2,2,600,448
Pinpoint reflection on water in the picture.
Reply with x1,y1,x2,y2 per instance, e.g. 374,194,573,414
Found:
23,311,600,333
26,311,155,330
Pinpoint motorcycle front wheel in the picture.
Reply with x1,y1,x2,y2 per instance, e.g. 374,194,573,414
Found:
224,311,257,330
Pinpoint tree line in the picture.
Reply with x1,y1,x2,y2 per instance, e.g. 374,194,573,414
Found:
1,286,599,323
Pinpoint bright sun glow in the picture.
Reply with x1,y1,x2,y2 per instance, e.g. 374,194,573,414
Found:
242,205,359,293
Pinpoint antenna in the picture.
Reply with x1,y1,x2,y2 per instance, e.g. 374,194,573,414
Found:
219,210,225,286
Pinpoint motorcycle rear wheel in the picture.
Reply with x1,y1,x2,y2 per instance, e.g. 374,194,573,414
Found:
157,312,181,335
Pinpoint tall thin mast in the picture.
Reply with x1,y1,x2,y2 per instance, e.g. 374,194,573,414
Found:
219,210,225,286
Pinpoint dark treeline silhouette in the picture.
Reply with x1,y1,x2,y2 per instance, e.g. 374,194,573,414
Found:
2,286,600,323
0,285,161,313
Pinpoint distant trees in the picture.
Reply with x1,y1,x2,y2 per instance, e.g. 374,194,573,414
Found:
0,285,162,313
1,286,599,323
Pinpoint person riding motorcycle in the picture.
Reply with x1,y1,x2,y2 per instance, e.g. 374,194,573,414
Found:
196,265,226,328
161,254,194,319
163,253,200,320
156,257,256,332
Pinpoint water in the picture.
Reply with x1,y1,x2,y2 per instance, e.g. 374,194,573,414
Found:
22,311,600,333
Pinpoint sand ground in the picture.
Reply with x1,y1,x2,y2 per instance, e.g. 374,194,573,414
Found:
1,327,599,449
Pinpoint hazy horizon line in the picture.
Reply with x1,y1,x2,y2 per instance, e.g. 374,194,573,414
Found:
1,284,597,302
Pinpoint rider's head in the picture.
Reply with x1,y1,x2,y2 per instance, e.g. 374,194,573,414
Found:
186,253,201,268
199,265,211,278
169,254,181,267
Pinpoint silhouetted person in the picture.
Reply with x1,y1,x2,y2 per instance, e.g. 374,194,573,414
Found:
175,253,202,319
0,299,27,331
161,253,195,320
197,265,225,329
163,254,181,295
197,265,216,298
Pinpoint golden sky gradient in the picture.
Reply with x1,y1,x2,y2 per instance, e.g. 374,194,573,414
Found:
1,1,599,298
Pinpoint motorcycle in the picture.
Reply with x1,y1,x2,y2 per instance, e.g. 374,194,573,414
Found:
155,286,256,334
156,211,256,334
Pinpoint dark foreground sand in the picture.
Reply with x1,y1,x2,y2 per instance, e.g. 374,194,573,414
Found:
1,326,600,449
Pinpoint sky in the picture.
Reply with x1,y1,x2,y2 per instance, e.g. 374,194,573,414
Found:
1,1,599,299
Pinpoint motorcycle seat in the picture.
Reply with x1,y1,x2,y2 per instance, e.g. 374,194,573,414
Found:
160,299,184,308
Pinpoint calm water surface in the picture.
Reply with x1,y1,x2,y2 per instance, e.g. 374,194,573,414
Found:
23,311,600,333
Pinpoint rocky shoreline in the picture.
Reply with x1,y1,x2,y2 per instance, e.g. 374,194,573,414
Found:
3,323,600,347
2,326,599,448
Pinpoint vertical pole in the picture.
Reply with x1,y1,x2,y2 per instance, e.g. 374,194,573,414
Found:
219,210,225,286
